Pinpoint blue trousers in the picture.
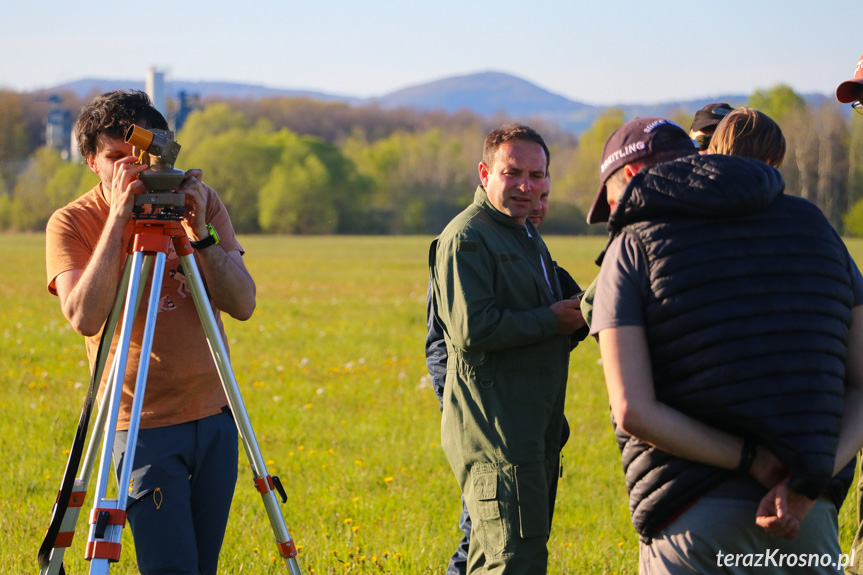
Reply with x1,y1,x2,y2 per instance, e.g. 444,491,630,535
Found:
113,410,238,575
447,496,471,575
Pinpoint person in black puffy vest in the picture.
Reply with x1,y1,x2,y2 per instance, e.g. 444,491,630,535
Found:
587,116,863,574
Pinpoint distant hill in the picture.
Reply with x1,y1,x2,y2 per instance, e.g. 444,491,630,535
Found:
52,78,360,103
45,73,833,136
370,71,601,132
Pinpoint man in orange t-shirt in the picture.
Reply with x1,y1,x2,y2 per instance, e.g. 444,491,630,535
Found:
46,90,256,575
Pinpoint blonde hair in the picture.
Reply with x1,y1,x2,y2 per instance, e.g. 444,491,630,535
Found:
707,107,786,167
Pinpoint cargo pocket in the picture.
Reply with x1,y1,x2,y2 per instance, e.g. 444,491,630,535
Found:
515,462,549,539
472,467,506,556
460,350,494,389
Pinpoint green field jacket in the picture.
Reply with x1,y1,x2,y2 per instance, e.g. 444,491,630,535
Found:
432,186,571,465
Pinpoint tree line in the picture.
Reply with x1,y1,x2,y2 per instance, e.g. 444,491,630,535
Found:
1,85,862,235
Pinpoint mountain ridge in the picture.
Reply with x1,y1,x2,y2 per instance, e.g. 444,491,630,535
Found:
42,72,830,135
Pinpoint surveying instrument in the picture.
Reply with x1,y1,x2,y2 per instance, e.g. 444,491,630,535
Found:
37,125,302,574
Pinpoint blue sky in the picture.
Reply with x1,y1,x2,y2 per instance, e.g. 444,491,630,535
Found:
3,1,859,105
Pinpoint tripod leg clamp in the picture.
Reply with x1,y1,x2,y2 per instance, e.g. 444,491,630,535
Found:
277,539,298,559
84,508,127,561
254,474,288,503
53,487,87,548
254,475,276,494
85,541,123,562
89,508,127,537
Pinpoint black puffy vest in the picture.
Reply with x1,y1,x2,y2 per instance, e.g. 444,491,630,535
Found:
603,154,856,537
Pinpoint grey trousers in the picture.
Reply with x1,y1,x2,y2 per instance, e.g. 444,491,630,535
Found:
639,496,845,574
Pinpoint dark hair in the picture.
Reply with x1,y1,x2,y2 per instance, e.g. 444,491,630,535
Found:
74,90,169,159
482,123,550,172
708,107,786,168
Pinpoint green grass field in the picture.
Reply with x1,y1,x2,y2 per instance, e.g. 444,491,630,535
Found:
2,233,861,574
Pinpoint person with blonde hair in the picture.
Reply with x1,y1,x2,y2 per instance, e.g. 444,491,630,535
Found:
707,107,786,167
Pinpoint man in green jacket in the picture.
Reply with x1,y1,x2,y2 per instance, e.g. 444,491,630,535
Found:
431,123,584,574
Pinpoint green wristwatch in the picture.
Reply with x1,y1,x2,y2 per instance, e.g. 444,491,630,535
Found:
190,223,220,250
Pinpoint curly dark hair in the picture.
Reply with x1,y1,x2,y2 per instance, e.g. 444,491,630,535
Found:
482,123,550,172
74,90,169,159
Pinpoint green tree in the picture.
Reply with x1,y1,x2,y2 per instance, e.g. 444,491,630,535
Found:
177,103,252,149
0,90,30,194
751,86,850,230
9,146,65,230
748,84,806,123
844,198,863,237
341,128,479,234
255,130,370,234
553,108,625,232
847,112,863,208
180,121,284,233
259,152,338,234
45,161,94,208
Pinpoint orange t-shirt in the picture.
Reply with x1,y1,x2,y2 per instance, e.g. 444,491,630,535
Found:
46,183,245,430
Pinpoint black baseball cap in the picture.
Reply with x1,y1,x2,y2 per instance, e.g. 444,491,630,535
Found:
690,103,734,133
587,117,696,224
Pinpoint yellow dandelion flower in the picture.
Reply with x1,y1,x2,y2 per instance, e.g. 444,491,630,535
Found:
383,477,394,484
617,541,625,547
352,496,359,503
354,459,363,466
298,445,305,451
344,518,352,524
304,403,313,409
352,525,359,532
266,459,275,466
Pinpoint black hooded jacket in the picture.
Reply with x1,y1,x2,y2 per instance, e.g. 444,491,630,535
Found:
600,154,856,538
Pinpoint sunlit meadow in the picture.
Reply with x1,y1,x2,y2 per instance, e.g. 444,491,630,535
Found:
2,234,860,574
